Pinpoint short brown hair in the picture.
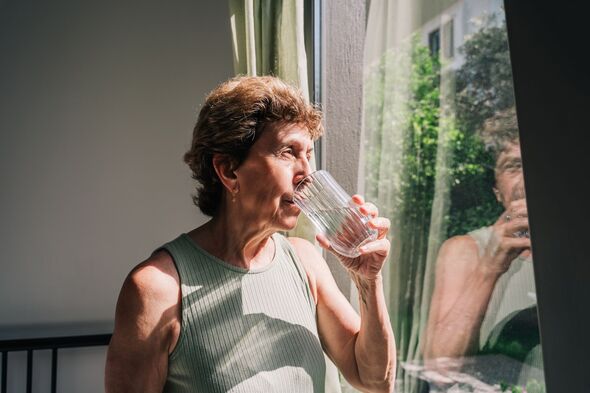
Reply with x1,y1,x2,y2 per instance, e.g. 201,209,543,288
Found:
480,106,520,163
183,76,324,217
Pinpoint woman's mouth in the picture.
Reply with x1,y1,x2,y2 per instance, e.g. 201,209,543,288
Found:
282,198,299,210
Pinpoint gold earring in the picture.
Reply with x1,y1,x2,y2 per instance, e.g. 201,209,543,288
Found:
231,187,239,203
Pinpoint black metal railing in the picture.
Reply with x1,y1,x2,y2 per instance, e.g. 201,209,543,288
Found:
0,332,111,393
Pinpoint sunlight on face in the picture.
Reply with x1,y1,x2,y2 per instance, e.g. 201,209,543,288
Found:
233,124,314,231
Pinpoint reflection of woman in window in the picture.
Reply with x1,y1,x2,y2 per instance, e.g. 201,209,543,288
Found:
423,107,538,368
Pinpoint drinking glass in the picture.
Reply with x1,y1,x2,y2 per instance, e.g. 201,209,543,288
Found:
293,170,378,258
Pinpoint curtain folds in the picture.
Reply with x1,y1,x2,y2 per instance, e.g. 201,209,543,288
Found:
361,0,456,392
230,0,308,93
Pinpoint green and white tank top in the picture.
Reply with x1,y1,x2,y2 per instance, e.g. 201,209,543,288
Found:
157,232,326,393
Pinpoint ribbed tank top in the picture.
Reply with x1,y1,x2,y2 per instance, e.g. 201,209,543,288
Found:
157,232,326,393
467,226,537,349
469,226,543,382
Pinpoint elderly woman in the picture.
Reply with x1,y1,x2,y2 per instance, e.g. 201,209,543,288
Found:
105,76,396,393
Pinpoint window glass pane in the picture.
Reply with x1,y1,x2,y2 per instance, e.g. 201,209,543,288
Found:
362,1,545,392
429,28,441,57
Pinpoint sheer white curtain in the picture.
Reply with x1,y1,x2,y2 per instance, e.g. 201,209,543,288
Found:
361,0,455,391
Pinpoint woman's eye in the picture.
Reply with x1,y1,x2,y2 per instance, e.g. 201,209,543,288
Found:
281,148,295,157
504,161,522,173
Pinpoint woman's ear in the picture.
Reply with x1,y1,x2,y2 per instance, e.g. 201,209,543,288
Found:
212,154,238,193
493,187,503,203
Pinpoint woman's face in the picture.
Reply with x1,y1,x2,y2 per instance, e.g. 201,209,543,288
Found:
494,142,525,208
233,123,314,231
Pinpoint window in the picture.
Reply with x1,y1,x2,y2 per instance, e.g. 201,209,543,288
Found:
363,1,545,392
428,28,441,57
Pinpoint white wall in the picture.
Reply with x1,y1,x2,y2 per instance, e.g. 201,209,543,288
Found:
0,0,234,391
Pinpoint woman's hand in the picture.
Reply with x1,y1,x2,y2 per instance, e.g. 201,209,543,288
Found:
481,198,531,275
316,195,391,281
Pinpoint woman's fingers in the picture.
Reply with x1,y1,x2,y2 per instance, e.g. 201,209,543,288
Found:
351,194,379,218
502,237,531,260
351,194,365,205
359,238,390,256
507,199,528,218
360,202,378,218
502,217,530,240
504,236,531,250
315,233,331,250
369,217,390,238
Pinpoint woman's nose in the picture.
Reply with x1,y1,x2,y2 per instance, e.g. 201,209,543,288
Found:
293,156,312,185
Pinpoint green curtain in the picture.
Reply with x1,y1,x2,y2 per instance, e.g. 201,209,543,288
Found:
229,0,317,243
228,2,341,392
229,0,308,93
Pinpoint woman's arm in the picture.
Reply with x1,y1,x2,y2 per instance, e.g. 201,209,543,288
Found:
350,272,395,393
290,227,395,393
105,251,181,393
423,236,500,359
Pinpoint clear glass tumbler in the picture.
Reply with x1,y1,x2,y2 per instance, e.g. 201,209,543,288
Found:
293,170,378,258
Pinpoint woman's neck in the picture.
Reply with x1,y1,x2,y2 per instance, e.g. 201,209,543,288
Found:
188,210,276,270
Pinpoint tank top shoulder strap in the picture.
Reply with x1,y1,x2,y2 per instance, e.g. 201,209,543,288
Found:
153,233,202,281
272,233,317,312
467,225,493,257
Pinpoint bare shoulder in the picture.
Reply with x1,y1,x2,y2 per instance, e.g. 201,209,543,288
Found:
435,234,480,279
113,249,181,346
115,250,180,319
106,250,180,392
287,237,329,273
126,250,180,301
287,237,331,303
287,236,320,259
438,235,479,262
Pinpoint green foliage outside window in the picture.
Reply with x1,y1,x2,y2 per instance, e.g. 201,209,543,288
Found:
398,40,441,248
365,19,515,241
500,379,546,393
447,18,515,237
378,19,517,240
